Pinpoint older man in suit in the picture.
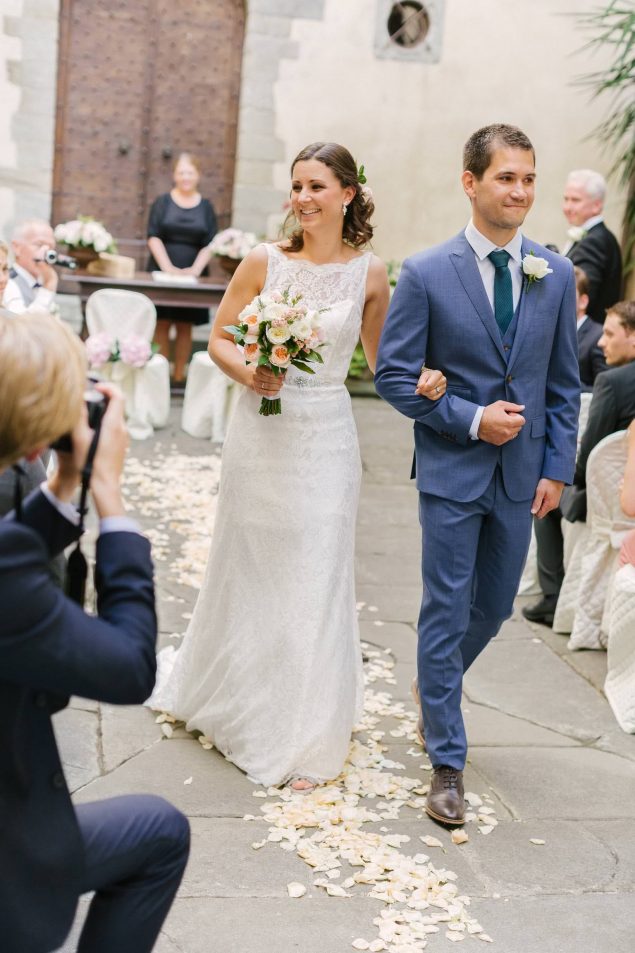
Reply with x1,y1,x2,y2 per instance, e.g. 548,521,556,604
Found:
563,170,622,325
0,311,189,953
3,219,59,314
375,124,580,824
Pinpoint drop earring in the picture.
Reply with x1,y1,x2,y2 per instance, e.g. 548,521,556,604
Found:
342,203,348,214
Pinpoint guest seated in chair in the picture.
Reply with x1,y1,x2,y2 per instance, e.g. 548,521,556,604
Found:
575,266,607,392
147,152,218,385
0,309,189,953
620,420,635,567
523,300,635,626
3,219,59,314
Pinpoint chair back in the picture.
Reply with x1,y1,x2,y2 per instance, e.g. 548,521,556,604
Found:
586,430,635,540
86,289,157,340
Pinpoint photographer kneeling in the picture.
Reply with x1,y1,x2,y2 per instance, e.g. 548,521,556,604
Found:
0,310,189,953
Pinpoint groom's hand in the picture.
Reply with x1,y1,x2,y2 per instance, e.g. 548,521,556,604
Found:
531,478,565,519
477,402,525,445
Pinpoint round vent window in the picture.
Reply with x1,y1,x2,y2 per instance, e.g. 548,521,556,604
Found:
387,2,430,48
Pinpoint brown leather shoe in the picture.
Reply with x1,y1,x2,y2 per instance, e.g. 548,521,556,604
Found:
410,677,427,751
425,766,465,825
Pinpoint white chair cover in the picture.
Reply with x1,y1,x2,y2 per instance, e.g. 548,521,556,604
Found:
181,350,241,443
85,289,170,439
605,564,635,733
553,431,635,649
518,392,594,600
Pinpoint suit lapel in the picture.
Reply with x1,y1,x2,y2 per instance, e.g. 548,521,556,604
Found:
507,239,538,373
449,236,506,363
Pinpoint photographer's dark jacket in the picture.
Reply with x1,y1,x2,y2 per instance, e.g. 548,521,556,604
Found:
0,489,157,953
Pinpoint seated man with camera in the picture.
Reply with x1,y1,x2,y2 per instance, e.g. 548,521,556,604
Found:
3,218,61,314
0,309,189,953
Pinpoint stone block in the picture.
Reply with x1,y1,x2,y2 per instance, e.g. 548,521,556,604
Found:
248,0,324,19
53,706,100,792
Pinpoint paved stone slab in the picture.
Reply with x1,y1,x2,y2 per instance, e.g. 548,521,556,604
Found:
584,820,635,889
100,703,163,774
73,738,262,817
359,620,417,663
155,897,386,953
53,706,99,793
463,702,582,749
356,584,421,623
467,892,635,953
472,746,635,820
465,638,616,743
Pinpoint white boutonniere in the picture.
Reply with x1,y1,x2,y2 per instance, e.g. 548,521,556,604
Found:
567,225,587,244
522,251,553,289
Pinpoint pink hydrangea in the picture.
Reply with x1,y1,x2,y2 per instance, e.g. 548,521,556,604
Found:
85,332,114,367
119,334,151,368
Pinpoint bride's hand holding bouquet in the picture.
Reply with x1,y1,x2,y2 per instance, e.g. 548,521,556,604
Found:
225,289,327,416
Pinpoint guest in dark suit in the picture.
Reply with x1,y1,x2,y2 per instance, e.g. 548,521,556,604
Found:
563,169,622,325
574,266,607,391
0,310,189,953
523,300,635,625
2,219,59,314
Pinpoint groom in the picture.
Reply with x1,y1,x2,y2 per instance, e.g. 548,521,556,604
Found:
375,124,580,824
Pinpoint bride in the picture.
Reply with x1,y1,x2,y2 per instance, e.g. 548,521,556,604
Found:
148,142,446,790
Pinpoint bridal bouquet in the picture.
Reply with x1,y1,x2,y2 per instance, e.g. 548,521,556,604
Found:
225,289,326,416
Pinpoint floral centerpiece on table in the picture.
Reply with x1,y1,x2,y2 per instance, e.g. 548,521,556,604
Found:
54,216,116,255
225,289,327,416
85,332,153,371
209,227,258,274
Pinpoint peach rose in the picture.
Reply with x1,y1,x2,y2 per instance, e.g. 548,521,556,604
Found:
270,344,291,368
244,342,262,363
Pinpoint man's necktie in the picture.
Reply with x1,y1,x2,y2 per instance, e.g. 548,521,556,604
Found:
488,249,514,335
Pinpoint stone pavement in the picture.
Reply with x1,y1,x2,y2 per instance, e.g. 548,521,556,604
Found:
55,398,635,953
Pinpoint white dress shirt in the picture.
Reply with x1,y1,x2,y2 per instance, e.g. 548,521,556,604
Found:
40,482,141,536
3,264,55,314
463,221,524,439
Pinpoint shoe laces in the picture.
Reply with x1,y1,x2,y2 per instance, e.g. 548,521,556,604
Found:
439,767,459,790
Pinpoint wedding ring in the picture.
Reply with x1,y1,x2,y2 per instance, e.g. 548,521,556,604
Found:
435,386,440,394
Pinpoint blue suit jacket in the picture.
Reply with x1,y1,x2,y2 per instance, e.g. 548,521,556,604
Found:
0,490,157,953
375,232,580,503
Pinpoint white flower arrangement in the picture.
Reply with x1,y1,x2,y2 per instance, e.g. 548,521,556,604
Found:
522,251,553,289
208,227,258,261
54,216,116,254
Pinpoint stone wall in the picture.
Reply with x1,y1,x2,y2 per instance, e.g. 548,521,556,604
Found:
0,0,59,242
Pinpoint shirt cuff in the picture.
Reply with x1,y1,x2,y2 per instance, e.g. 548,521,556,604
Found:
40,482,81,526
99,515,143,536
469,406,485,441
34,288,55,310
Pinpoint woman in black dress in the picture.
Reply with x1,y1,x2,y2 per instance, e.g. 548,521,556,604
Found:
147,152,218,383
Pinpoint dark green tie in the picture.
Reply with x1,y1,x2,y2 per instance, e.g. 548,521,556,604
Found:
488,249,514,335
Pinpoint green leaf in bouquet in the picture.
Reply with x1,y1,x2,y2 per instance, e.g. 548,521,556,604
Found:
257,354,270,366
291,360,316,374
305,349,324,363
223,324,244,336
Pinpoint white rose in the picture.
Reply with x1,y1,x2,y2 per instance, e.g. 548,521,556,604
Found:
567,226,586,243
262,303,288,323
289,319,312,341
244,333,259,345
266,324,291,344
522,254,553,280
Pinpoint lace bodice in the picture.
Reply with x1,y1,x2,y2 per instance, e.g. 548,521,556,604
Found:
262,243,371,387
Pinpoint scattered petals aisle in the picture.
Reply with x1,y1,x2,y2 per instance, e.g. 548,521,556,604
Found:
124,450,495,949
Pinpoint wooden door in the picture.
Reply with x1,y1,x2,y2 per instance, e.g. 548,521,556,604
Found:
52,0,244,249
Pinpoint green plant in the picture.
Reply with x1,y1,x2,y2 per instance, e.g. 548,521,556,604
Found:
574,2,635,274
346,260,404,379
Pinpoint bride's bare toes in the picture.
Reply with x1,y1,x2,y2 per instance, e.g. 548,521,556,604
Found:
289,778,315,793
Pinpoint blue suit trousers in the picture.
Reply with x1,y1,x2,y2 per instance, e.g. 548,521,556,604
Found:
73,795,190,952
417,467,532,770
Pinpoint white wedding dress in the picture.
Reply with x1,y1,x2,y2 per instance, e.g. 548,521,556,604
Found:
148,243,371,786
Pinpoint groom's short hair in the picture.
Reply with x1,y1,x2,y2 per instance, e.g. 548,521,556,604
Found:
464,124,535,180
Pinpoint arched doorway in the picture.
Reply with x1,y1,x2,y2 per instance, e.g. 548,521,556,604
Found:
52,0,244,255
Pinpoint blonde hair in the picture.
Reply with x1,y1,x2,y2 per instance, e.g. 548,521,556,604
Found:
173,152,201,174
0,309,86,469
0,240,8,257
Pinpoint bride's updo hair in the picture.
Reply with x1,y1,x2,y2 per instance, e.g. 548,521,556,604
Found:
282,142,375,251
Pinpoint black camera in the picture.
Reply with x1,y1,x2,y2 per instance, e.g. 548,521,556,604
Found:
51,383,108,453
41,249,78,270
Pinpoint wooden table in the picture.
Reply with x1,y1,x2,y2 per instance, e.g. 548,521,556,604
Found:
60,270,229,310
